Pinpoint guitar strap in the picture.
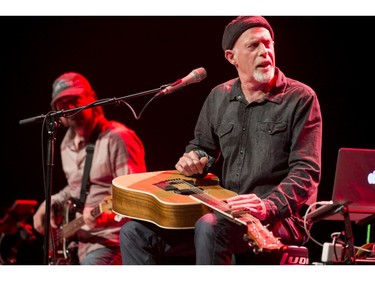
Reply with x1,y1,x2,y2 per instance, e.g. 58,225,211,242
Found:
48,142,96,265
79,143,95,207
78,123,102,207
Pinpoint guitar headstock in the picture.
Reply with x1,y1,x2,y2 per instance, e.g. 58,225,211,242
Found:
240,213,283,252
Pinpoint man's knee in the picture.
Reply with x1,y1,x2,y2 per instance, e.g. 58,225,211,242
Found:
195,213,217,232
120,220,133,238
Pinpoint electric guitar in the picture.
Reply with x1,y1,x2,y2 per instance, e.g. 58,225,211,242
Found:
49,196,112,265
112,170,283,252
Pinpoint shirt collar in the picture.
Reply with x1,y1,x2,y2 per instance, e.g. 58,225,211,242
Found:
229,67,287,104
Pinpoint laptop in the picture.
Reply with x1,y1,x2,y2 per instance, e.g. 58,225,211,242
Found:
304,147,375,224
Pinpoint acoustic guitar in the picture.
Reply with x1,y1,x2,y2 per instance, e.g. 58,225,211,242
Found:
112,170,236,229
112,170,283,253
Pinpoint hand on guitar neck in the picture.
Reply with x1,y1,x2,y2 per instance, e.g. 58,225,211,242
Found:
187,185,284,253
226,193,267,222
82,206,108,230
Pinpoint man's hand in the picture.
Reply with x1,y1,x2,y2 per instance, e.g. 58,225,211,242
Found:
175,151,208,176
226,194,267,221
83,206,110,230
33,201,60,234
83,206,97,230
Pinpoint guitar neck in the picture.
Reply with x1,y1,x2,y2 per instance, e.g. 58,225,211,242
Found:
61,204,101,239
168,178,243,224
189,188,246,226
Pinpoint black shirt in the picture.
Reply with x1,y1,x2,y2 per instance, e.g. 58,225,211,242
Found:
186,68,322,225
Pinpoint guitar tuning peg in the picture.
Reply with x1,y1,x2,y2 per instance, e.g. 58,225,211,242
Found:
246,240,260,254
243,234,250,241
252,247,261,255
247,240,256,248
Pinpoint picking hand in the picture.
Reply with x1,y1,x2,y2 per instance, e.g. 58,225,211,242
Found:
33,201,59,234
175,151,208,176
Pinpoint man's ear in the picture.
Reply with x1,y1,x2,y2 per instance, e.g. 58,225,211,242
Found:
224,49,236,66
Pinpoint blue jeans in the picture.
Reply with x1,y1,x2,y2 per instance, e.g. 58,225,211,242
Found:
194,212,249,264
120,220,195,264
81,247,122,265
120,212,306,265
194,212,308,264
119,214,242,265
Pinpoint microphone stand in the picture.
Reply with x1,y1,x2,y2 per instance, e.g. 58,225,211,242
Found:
19,86,167,265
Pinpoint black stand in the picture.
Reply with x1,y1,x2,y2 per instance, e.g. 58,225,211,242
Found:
338,205,356,264
305,203,359,264
19,86,167,265
43,116,60,265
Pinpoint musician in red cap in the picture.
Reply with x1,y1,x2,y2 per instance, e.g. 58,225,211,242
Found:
33,72,146,265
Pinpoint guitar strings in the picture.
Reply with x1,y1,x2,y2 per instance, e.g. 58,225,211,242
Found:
52,205,101,241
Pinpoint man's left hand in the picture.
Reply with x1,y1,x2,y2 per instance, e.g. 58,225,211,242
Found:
226,194,267,221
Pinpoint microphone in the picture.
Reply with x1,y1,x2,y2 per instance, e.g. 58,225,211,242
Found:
157,67,207,97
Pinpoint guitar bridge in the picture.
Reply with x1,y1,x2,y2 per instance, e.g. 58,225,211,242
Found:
154,178,202,195
173,189,194,195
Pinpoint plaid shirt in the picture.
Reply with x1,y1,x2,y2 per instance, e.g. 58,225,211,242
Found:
52,116,146,262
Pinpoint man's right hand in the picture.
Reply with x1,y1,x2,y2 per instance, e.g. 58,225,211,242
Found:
175,151,208,177
33,201,59,234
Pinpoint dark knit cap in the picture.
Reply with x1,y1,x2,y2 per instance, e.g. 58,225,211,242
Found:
222,16,274,51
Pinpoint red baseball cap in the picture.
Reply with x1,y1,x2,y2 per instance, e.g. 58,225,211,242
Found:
51,72,96,107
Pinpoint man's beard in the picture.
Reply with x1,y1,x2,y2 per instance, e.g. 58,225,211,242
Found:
253,67,274,84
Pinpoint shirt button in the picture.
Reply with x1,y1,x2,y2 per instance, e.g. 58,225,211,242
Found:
240,150,243,154
242,127,246,131
236,172,240,176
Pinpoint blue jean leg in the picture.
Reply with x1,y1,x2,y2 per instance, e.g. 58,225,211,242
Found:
120,220,195,265
81,247,122,265
194,212,248,265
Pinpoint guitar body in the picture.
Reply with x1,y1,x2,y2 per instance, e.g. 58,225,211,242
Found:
49,197,112,265
111,170,237,229
49,198,81,265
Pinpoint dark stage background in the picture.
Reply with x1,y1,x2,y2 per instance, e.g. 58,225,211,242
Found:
1,16,374,264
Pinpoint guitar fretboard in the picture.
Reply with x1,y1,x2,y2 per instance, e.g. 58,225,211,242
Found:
57,204,101,240
167,179,251,225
